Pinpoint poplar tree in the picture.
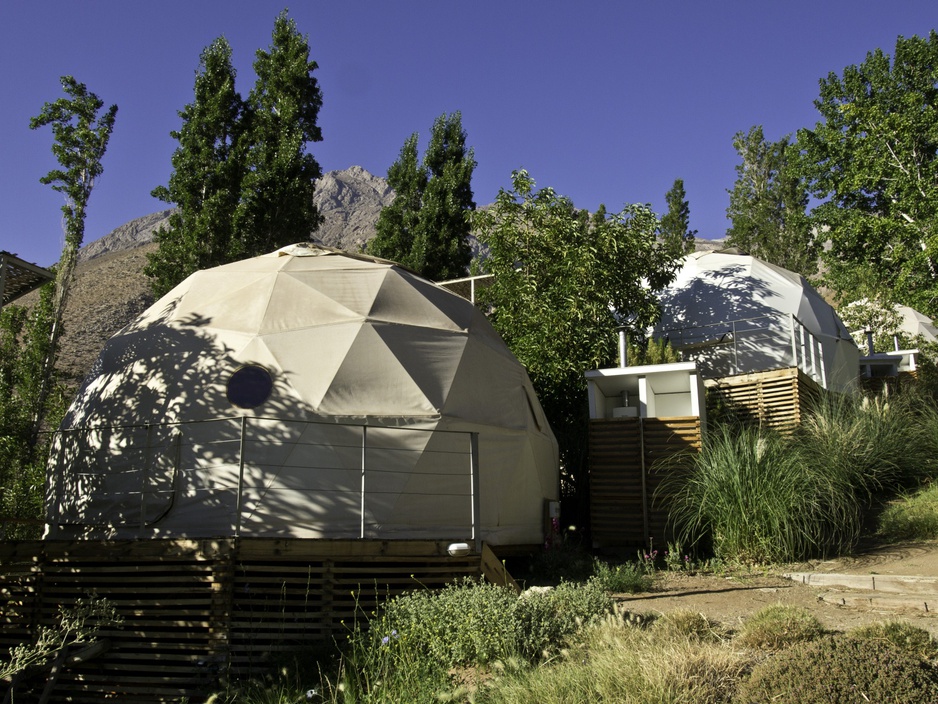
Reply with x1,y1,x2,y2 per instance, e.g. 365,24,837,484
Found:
370,134,425,267
234,11,323,258
0,77,116,533
28,76,117,435
660,178,696,256
369,112,475,280
147,12,323,296
726,126,816,278
146,38,244,296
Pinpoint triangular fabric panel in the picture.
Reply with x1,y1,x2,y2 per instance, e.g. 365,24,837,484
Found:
319,324,437,416
257,272,364,334
369,272,471,332
259,323,361,411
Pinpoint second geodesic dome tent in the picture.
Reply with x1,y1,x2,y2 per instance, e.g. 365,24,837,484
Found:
653,250,860,391
47,244,559,546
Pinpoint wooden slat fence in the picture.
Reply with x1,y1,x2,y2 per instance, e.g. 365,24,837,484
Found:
589,417,701,551
0,539,488,702
705,366,821,434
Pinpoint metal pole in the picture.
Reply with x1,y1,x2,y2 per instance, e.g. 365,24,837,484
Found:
810,332,819,381
639,417,649,549
470,432,481,552
235,416,247,538
789,314,798,369
360,426,367,539
140,423,153,535
798,320,808,373
732,320,739,374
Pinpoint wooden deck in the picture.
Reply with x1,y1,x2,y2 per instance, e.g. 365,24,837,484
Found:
0,538,507,702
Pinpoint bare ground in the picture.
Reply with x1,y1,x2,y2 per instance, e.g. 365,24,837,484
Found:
613,541,938,637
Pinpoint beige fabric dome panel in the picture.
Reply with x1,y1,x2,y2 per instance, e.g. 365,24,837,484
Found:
47,244,559,545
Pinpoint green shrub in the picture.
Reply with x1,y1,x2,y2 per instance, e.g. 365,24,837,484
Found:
878,481,938,541
591,559,650,593
847,620,938,660
736,605,825,650
326,578,612,702
514,579,612,660
358,578,612,670
375,578,521,667
735,634,938,703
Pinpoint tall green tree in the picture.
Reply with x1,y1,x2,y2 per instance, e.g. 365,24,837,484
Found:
28,76,117,435
660,178,696,256
146,38,244,296
234,11,323,258
370,134,426,267
474,170,680,509
147,12,323,296
797,31,938,315
0,289,66,534
369,112,475,280
726,126,816,277
1,76,114,533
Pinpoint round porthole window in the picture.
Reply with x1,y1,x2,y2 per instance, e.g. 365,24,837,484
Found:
227,365,273,409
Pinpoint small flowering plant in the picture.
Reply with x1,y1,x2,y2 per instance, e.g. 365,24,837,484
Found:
663,543,692,572
639,548,658,574
380,629,399,646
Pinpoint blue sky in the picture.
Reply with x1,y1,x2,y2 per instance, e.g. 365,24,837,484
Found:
1,1,935,267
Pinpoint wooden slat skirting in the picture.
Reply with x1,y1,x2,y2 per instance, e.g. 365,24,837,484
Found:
0,538,493,703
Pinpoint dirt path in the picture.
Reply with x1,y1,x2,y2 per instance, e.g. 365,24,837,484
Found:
613,541,938,636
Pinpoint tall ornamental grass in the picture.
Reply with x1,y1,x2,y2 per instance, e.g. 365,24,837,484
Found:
664,425,857,562
797,391,935,494
665,388,938,562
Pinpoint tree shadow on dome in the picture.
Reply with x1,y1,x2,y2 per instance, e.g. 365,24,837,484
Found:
655,264,803,379
47,302,379,540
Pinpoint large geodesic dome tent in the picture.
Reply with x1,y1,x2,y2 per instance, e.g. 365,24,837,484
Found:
47,244,558,545
653,250,860,392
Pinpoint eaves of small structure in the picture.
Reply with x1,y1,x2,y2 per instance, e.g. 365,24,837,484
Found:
1,251,55,309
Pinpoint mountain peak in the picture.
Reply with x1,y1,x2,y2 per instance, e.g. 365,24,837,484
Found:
79,166,392,262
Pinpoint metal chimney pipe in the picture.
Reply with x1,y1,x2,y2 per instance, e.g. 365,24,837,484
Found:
618,328,628,368
865,329,875,356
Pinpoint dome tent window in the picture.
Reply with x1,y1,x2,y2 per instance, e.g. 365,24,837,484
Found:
227,365,273,409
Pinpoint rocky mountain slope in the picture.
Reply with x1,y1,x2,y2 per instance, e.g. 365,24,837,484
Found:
78,165,392,262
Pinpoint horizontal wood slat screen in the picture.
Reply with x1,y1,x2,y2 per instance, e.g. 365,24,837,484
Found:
589,417,701,551
705,367,821,433
0,539,485,702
